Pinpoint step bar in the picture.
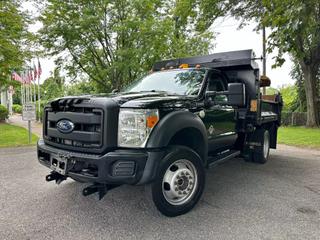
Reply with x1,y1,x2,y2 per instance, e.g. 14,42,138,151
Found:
208,150,241,169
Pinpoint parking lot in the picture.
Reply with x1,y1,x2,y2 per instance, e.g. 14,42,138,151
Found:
0,145,319,240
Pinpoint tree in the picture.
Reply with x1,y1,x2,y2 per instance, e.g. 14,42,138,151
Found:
0,0,32,86
278,85,299,112
66,80,96,96
290,60,307,112
263,0,320,127
41,68,65,100
200,0,320,127
39,0,214,93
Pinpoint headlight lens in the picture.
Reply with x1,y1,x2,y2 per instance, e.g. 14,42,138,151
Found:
118,109,159,147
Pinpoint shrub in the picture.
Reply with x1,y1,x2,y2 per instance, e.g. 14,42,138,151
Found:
0,105,9,121
12,104,22,114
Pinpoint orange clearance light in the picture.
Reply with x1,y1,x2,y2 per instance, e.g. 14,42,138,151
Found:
147,115,159,128
250,100,257,112
179,63,189,69
195,64,201,69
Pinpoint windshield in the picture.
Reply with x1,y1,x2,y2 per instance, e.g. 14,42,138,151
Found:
123,69,206,95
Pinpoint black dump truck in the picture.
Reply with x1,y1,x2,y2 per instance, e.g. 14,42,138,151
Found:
37,49,282,217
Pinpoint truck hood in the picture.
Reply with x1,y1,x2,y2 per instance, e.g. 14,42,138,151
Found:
49,92,197,110
90,92,197,109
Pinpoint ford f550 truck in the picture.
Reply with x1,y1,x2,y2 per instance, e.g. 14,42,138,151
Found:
37,50,282,217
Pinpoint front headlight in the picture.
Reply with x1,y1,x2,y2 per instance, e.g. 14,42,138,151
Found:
118,109,159,147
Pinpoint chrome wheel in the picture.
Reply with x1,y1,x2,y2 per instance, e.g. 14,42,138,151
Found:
263,131,270,159
162,159,198,206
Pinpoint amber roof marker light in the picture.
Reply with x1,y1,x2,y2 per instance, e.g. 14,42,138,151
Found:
179,63,189,69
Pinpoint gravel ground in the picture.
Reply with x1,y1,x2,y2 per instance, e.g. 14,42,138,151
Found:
0,145,319,240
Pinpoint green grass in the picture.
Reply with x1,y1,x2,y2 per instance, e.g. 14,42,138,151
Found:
0,123,39,148
278,126,320,149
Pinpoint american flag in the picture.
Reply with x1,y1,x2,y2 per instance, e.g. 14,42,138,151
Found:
11,71,22,82
33,62,37,80
37,59,42,78
23,71,31,84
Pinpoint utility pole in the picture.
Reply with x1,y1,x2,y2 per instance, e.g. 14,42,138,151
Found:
262,26,267,95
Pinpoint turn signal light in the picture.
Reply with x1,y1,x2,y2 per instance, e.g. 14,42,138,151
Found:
147,115,159,128
250,100,257,112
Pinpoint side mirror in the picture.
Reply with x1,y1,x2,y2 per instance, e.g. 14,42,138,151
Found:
227,83,245,107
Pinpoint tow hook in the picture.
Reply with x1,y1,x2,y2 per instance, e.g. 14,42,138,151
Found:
45,171,67,184
82,183,120,200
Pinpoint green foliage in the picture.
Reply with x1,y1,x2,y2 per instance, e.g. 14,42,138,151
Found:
39,0,214,92
266,87,278,95
261,0,320,68
0,0,33,86
290,61,308,112
256,0,320,126
66,80,96,96
202,0,320,126
41,68,65,101
0,105,9,121
279,85,298,112
12,104,22,113
12,83,22,104
0,123,38,147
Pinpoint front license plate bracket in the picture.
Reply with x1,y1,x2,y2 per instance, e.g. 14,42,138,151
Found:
50,155,69,175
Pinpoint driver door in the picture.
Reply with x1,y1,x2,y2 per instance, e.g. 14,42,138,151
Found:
202,72,237,154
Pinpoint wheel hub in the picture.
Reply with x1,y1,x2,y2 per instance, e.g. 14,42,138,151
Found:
162,160,198,205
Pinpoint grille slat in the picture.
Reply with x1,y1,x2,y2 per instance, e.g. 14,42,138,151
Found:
47,128,101,142
47,111,101,124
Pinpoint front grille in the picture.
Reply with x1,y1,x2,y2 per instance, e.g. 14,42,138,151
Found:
44,100,104,151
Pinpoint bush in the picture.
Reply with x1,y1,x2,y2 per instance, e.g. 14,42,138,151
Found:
0,105,9,121
12,104,22,114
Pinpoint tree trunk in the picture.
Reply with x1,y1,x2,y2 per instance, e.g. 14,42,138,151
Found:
300,63,320,127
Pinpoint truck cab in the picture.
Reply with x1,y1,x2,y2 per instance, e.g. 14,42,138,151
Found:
37,50,282,217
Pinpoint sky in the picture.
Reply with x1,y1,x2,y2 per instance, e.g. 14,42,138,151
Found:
212,17,293,88
28,6,293,88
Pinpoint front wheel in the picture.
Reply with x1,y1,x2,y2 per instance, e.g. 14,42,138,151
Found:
148,146,205,217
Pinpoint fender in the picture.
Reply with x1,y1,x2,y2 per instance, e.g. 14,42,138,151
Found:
146,110,208,163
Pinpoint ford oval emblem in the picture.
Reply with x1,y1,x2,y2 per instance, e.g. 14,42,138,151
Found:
56,119,74,134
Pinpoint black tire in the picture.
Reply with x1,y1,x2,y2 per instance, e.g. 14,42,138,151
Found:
252,129,270,164
148,145,205,217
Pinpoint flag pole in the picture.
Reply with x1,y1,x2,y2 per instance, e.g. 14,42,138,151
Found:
33,67,36,103
37,59,41,122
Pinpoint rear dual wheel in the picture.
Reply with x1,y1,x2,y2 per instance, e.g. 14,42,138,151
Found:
246,129,270,164
148,146,205,217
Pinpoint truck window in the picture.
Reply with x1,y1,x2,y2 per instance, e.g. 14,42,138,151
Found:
208,74,228,103
207,74,226,92
123,69,206,95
